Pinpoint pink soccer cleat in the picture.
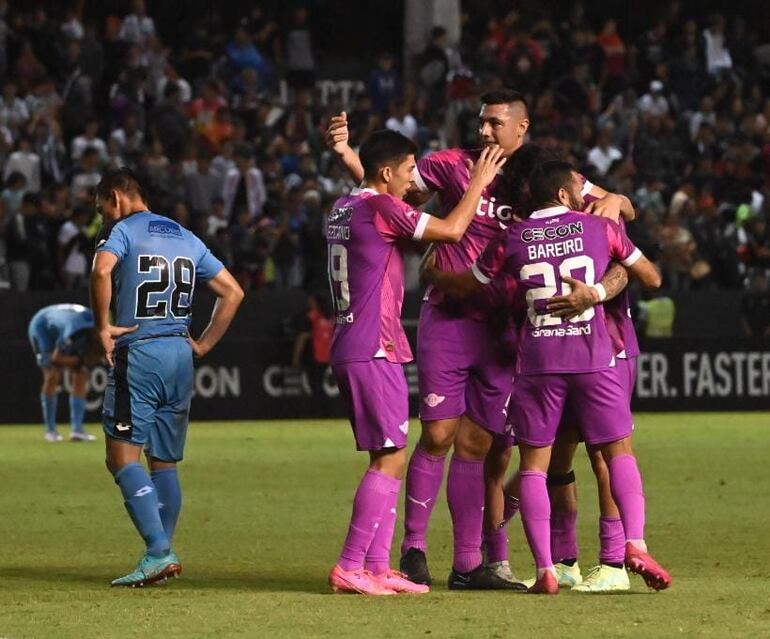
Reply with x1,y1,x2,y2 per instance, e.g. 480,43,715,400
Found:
528,569,559,595
624,542,672,591
328,565,396,595
372,569,430,594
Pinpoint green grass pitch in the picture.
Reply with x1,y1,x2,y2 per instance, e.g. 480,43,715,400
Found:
0,414,768,638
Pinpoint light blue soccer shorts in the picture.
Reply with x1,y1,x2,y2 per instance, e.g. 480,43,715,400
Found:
102,335,194,462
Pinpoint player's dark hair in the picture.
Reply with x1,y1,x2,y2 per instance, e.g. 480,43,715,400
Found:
481,88,529,116
528,159,575,213
359,130,417,180
95,167,148,203
499,143,559,214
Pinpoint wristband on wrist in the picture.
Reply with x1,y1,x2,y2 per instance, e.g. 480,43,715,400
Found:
591,283,607,302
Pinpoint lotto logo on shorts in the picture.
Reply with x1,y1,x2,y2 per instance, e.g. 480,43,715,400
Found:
115,422,133,438
423,393,446,408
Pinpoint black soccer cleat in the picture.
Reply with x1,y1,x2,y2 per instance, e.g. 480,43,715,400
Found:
448,564,528,591
399,548,433,586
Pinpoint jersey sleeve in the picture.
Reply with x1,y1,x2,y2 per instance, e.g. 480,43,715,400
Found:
606,219,642,265
97,222,129,262
195,235,225,282
471,232,509,285
373,195,431,242
414,149,461,192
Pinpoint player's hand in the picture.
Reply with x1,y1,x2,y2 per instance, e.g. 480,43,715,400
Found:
585,193,621,222
467,145,507,189
547,276,598,319
325,112,350,154
189,338,210,359
99,325,138,367
418,243,438,285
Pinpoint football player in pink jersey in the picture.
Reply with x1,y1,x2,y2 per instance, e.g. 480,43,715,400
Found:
425,160,672,594
327,130,506,595
327,90,635,589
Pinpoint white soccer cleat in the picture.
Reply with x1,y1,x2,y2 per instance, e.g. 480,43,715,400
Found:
486,561,527,589
573,564,630,593
44,432,64,442
554,561,583,587
70,431,97,442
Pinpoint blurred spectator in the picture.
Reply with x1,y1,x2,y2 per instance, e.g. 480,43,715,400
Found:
71,118,107,162
4,137,40,193
741,271,770,336
419,27,450,110
638,81,669,118
222,143,266,222
587,125,622,176
185,155,222,216
57,205,91,288
385,98,419,141
291,290,333,414
637,292,676,337
285,7,316,90
368,52,401,114
119,0,156,47
6,192,49,290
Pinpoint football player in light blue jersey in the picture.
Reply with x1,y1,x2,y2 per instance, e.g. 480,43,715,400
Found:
28,303,103,442
91,168,244,587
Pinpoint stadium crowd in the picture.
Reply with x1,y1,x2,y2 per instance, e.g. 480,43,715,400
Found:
0,1,769,296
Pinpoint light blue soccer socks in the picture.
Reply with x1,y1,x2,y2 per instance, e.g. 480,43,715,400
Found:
151,468,182,542
41,393,57,433
69,396,86,433
114,463,170,558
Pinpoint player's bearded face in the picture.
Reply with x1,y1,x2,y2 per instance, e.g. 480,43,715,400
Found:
478,103,528,156
562,173,585,211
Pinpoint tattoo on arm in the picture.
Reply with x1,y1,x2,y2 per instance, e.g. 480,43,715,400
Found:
601,263,629,301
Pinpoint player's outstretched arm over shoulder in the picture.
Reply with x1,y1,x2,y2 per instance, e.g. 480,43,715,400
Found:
325,112,365,183
547,263,629,319
90,251,137,367
189,267,245,359
585,183,636,222
626,253,661,289
420,145,506,243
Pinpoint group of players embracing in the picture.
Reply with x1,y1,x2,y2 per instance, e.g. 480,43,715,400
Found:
323,88,672,596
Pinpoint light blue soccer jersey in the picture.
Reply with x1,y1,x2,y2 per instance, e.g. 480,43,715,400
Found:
28,303,95,366
97,211,224,348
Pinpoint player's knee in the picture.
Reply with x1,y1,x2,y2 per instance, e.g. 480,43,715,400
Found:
455,428,492,460
370,447,407,479
587,447,610,480
484,445,512,481
418,422,457,455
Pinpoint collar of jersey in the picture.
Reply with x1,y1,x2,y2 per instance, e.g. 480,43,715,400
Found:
530,205,570,219
351,187,379,197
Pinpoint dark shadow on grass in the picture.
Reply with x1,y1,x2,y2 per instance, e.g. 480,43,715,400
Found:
0,566,326,594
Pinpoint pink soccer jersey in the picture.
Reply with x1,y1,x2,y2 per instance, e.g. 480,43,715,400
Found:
415,148,509,312
581,187,640,358
327,188,430,365
472,205,642,375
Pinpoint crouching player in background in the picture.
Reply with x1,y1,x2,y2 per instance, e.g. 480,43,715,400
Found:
327,130,505,595
28,303,103,442
91,168,244,587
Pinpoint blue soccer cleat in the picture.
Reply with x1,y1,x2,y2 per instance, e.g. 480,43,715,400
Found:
111,551,182,587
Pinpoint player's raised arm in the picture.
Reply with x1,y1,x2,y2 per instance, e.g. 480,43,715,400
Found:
325,111,365,183
419,146,506,243
189,268,244,359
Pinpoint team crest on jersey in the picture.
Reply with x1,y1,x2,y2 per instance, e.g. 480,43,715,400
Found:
328,206,353,224
148,220,183,237
423,393,446,408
